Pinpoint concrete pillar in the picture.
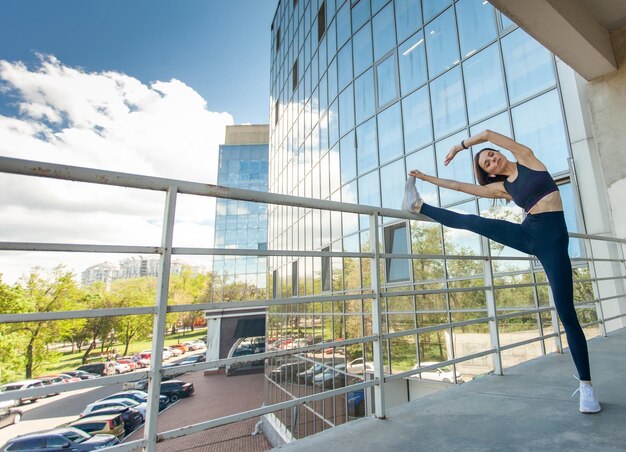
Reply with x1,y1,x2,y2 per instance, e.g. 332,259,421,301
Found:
205,317,222,370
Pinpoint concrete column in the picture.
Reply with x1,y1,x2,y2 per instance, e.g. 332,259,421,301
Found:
205,317,222,369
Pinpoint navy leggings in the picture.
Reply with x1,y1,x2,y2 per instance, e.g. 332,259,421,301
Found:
420,203,591,381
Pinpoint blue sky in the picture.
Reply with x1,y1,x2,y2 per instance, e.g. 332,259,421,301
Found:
0,0,276,124
0,1,278,283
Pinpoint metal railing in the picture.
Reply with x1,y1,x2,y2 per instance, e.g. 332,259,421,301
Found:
1,156,625,450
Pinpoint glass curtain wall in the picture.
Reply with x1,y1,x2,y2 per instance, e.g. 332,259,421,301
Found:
267,0,591,438
213,144,269,300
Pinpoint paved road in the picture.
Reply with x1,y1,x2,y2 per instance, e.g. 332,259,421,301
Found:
0,382,123,447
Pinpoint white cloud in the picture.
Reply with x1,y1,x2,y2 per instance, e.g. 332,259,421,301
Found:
0,55,233,283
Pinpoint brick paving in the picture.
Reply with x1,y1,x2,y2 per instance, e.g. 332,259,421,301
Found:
126,370,271,451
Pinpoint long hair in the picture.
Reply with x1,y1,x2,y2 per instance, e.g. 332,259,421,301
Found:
474,148,509,186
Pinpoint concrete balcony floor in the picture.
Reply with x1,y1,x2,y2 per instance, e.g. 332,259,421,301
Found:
276,329,626,451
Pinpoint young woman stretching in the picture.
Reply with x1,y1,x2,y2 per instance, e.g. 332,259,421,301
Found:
402,129,600,413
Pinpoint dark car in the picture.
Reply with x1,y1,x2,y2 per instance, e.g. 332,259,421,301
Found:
0,403,22,429
1,427,119,451
160,380,194,403
80,406,143,435
99,390,168,411
270,361,308,383
175,354,206,366
296,363,328,384
63,370,99,380
76,362,115,376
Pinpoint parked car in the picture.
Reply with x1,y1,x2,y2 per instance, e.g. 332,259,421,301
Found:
112,362,132,374
313,363,347,388
347,358,374,373
0,401,22,429
80,406,143,434
161,348,174,360
0,379,44,405
99,390,168,410
76,362,115,376
63,370,99,380
82,398,147,418
36,377,62,397
128,354,151,368
412,362,463,383
67,413,125,441
296,363,328,384
176,354,206,366
0,427,119,451
183,340,206,351
40,374,81,384
169,344,187,354
122,378,148,392
115,358,137,371
270,361,308,383
160,380,194,403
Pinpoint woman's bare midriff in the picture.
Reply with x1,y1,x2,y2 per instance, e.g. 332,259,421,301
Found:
527,191,564,215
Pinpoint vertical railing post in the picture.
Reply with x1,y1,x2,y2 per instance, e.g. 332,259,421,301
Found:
584,238,607,337
144,186,177,452
481,236,502,375
369,213,386,418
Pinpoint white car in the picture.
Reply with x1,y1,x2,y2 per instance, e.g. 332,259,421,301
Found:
347,358,374,373
0,379,44,405
161,348,174,360
113,362,131,374
81,397,147,418
412,362,463,383
166,346,183,357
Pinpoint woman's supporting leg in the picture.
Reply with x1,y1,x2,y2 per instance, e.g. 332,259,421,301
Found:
420,203,533,254
536,245,591,381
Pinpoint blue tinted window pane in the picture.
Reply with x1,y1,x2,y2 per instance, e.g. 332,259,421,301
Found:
423,0,452,22
356,117,378,174
380,158,405,209
502,28,556,104
386,225,410,281
358,170,380,206
470,112,514,171
425,8,460,77
456,0,497,58
352,23,373,75
463,44,507,123
354,68,376,124
337,41,353,90
405,145,438,205
352,0,370,31
329,99,340,146
500,12,515,30
402,86,432,152
328,57,338,101
372,3,396,61
371,0,388,15
377,103,403,164
559,182,582,258
376,54,398,107
511,90,568,174
327,18,337,61
336,2,351,48
319,35,328,72
398,30,427,95
430,67,466,138
395,0,422,43
339,85,355,137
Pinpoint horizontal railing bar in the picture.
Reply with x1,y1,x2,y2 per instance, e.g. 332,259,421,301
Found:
499,333,558,351
496,307,554,320
0,370,150,403
569,231,626,244
155,380,376,442
0,156,427,220
383,316,493,340
386,349,497,382
0,242,161,254
576,276,626,284
381,286,491,298
164,335,379,375
596,294,626,303
196,293,375,311
101,440,144,452
580,320,602,328
381,308,487,315
0,306,156,323
571,256,625,263
173,247,372,258
602,313,626,322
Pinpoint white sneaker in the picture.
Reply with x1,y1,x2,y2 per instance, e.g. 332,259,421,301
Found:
572,379,601,414
402,176,422,213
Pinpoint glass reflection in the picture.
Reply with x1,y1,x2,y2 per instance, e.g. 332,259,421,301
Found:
425,8,459,77
338,41,354,91
430,66,466,139
423,0,452,22
339,86,355,138
372,2,396,61
395,0,423,43
436,132,474,206
405,146,438,206
353,21,373,76
376,54,398,107
456,0,497,58
402,86,432,153
378,103,403,164
398,30,427,96
358,170,381,207
502,28,556,105
380,158,406,209
356,117,378,174
354,68,376,124
352,0,371,32
463,44,506,123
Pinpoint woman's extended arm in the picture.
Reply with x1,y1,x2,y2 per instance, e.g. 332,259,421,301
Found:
445,130,539,167
410,170,509,200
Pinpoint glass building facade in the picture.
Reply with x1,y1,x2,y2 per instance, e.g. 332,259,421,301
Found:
212,125,269,298
266,0,593,438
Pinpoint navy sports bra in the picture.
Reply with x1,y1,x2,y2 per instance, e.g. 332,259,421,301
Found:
503,162,559,213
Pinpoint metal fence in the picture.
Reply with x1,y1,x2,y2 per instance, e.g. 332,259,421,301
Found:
1,156,625,451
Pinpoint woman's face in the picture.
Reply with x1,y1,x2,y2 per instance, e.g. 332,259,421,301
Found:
478,150,507,176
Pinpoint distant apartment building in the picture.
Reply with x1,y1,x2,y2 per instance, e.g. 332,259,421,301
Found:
81,262,118,287
212,124,269,300
81,256,196,287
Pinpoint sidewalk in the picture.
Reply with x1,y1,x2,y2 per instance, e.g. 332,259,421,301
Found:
126,371,270,451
